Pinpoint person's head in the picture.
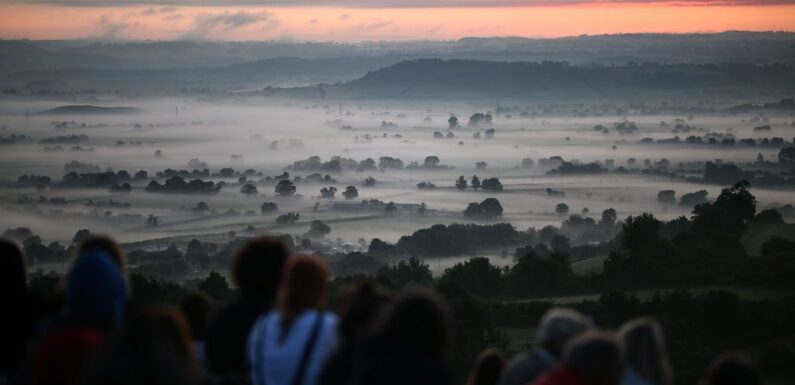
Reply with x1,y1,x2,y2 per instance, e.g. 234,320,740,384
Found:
232,236,290,301
619,317,672,385
467,348,506,385
380,288,452,360
277,255,329,331
564,331,622,385
536,307,590,358
179,292,214,342
0,238,26,296
701,352,762,385
75,235,126,271
337,278,391,344
83,306,198,385
65,249,128,330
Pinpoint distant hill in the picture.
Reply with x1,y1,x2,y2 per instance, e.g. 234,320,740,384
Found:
338,59,795,99
38,105,142,115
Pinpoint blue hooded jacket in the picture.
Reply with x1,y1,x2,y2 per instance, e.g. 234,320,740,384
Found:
64,250,127,330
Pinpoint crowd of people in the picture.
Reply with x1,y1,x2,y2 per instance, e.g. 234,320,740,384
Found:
0,235,767,385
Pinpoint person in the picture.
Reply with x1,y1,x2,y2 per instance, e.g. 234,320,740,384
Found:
618,318,672,385
30,249,128,385
499,308,590,385
180,292,215,369
82,306,200,385
247,255,337,385
467,348,506,385
0,239,47,385
318,279,390,385
346,289,456,385
700,352,762,385
75,235,127,271
205,236,291,381
531,332,622,385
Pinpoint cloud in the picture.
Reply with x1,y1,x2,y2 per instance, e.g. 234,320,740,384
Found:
182,10,276,39
93,13,136,39
11,0,795,7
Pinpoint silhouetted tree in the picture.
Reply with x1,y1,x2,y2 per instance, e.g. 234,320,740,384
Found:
455,176,468,190
343,185,359,200
275,180,296,196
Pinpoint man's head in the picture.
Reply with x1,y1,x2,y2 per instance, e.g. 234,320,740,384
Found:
232,236,290,301
564,331,622,385
536,307,590,358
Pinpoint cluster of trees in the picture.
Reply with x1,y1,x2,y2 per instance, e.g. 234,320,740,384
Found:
548,162,606,175
463,198,504,219
455,175,502,191
146,176,223,194
61,170,131,188
368,223,530,258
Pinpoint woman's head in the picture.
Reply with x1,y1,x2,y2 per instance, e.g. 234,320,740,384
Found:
337,279,390,343
618,317,672,385
277,255,330,330
232,236,291,301
380,288,452,360
0,238,26,296
75,235,126,271
701,352,762,385
467,348,506,385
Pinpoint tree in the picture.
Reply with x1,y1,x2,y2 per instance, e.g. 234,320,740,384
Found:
621,213,660,256
463,198,504,219
714,180,756,222
455,176,468,190
276,212,299,224
146,214,159,227
198,271,231,301
448,115,460,129
363,177,377,187
423,156,440,168
275,180,296,196
481,178,503,192
376,257,433,289
307,220,331,237
754,208,784,225
441,257,502,298
240,183,258,195
417,202,428,216
471,175,481,190
72,229,91,245
778,147,795,164
601,208,618,226
343,185,358,200
260,202,278,214
657,190,676,204
555,203,570,216
320,186,337,198
384,202,398,215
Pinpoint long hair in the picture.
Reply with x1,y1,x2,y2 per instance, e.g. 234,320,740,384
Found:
380,288,452,360
466,348,506,385
619,317,673,385
276,255,330,336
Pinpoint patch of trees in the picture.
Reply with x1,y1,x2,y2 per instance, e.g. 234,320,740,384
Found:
641,135,792,148
463,198,504,219
240,184,257,195
156,168,210,179
378,156,404,169
703,162,752,185
17,175,52,187
480,178,503,192
342,186,358,199
61,170,130,188
320,186,337,198
363,176,377,186
548,162,605,175
467,112,493,127
40,134,88,144
146,176,222,194
275,180,296,196
260,202,278,214
306,220,331,238
416,182,436,189
276,212,300,224
390,222,529,257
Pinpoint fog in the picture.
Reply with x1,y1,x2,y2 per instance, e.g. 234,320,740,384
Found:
2,94,793,275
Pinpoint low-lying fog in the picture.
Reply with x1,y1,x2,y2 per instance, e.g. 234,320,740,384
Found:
1,97,793,271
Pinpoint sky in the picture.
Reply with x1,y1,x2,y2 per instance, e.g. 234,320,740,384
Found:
0,0,793,41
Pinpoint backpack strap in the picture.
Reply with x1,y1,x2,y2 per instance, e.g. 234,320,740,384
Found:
290,312,325,385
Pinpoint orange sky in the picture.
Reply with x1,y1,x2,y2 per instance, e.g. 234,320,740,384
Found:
0,3,793,41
